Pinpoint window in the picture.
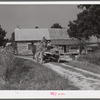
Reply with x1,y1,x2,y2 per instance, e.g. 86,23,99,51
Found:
70,46,78,49
28,44,32,50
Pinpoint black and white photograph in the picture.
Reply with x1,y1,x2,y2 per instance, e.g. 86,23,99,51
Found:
0,3,100,91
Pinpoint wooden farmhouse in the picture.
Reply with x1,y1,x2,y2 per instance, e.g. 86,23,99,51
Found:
13,28,100,55
14,28,80,55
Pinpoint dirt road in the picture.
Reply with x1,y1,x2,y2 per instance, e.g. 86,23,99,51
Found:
44,63,100,90
16,56,100,90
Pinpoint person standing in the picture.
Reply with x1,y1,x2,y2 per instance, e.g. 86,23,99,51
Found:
42,36,47,48
31,42,36,59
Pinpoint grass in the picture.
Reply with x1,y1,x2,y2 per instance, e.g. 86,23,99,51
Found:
0,46,79,90
0,46,15,81
78,49,100,65
63,59,100,75
65,50,100,75
56,49,100,76
0,57,79,90
54,62,100,80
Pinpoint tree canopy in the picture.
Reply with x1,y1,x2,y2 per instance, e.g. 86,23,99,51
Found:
35,26,39,28
0,25,8,46
51,23,62,28
67,5,100,41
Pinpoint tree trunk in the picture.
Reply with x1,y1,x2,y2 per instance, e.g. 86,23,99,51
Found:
79,39,84,55
79,45,83,55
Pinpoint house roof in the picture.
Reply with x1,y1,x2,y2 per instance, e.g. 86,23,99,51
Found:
49,29,69,40
15,28,50,41
51,39,79,45
15,28,70,41
15,28,100,45
86,44,99,47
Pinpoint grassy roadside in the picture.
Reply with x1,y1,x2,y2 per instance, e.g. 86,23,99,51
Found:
53,62,100,80
64,60,100,75
0,57,79,90
65,50,100,75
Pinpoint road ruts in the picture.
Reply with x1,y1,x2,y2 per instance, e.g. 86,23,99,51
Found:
44,63,100,90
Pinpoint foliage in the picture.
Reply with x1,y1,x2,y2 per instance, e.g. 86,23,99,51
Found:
67,5,100,54
35,26,39,28
10,32,15,49
0,25,8,46
78,5,100,38
68,5,100,39
10,32,15,42
78,50,100,65
0,46,15,81
51,23,62,28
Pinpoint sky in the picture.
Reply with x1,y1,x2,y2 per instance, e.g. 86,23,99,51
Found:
0,5,80,38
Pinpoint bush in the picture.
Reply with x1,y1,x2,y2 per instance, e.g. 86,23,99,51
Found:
0,46,15,81
78,50,100,65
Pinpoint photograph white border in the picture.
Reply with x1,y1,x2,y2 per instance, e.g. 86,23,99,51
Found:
0,1,100,99
0,1,100,4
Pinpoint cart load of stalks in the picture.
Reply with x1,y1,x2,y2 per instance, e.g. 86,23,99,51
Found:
35,36,60,63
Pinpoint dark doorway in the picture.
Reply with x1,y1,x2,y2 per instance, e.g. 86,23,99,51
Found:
63,45,66,53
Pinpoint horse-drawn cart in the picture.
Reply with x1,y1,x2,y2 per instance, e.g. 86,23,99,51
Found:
34,37,60,63
35,46,60,63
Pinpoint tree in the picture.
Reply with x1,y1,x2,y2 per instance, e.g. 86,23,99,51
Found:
78,5,100,38
67,5,100,54
10,32,15,42
51,23,62,28
35,26,39,28
0,25,8,47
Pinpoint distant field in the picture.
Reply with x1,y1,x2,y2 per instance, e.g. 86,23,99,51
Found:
0,57,79,90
